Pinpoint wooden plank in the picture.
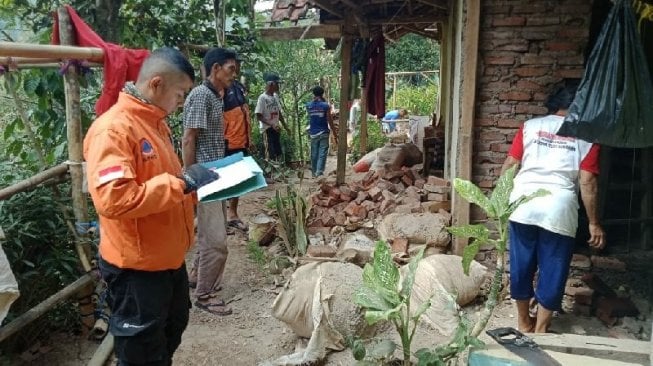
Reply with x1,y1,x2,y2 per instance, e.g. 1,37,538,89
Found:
309,0,344,18
471,344,643,366
529,333,649,365
0,41,103,61
336,35,353,185
259,24,342,40
452,0,480,255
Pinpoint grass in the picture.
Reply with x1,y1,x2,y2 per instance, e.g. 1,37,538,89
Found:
246,240,268,271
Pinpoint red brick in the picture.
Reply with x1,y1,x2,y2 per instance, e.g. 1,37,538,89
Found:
413,179,425,189
520,54,555,65
545,42,579,52
427,193,448,202
558,56,585,66
499,91,531,101
422,201,451,213
483,30,516,40
306,245,337,258
515,104,548,115
490,142,512,152
558,4,592,14
368,187,382,201
477,180,494,188
354,191,368,204
515,80,543,91
401,175,413,187
514,67,549,77
485,56,515,65
484,4,511,14
557,28,589,39
479,130,506,142
426,176,450,186
494,42,530,52
522,31,556,40
480,104,500,115
555,68,584,79
476,118,496,127
498,104,513,113
590,256,626,271
497,119,523,128
532,92,548,101
492,16,526,27
526,17,560,26
391,238,409,254
574,288,595,306
485,81,511,91
512,4,547,13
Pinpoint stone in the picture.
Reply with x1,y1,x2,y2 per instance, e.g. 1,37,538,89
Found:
368,187,383,201
414,179,425,189
379,199,396,215
334,211,347,226
427,193,449,202
306,245,337,258
424,184,451,194
401,175,414,187
337,233,376,265
422,201,452,213
381,189,396,202
571,254,591,269
354,191,369,204
378,212,451,247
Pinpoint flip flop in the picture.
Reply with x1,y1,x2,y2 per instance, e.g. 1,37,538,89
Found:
194,299,232,316
228,219,248,232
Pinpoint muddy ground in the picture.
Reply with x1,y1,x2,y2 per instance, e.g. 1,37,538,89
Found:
21,156,653,365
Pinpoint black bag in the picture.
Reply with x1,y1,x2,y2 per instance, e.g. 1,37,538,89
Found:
557,0,653,147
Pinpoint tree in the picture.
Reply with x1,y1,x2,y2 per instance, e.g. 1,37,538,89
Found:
386,34,440,73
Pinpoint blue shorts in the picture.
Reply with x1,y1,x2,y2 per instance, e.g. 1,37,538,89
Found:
509,221,574,311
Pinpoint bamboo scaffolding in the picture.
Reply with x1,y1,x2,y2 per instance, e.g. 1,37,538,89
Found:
87,335,114,366
0,42,103,61
0,274,94,343
0,163,69,200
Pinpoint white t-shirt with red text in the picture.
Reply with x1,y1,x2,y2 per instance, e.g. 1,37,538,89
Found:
508,115,600,238
255,93,281,131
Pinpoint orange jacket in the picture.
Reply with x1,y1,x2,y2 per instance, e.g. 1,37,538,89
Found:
83,92,195,271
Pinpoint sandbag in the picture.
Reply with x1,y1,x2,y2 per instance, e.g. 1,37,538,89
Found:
406,255,487,336
557,0,653,147
268,262,377,365
0,229,19,324
370,144,406,172
353,148,381,173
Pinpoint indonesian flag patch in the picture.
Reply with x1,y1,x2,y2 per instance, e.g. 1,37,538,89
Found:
98,165,125,185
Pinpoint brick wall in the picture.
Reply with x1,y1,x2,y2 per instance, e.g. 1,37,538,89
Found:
472,0,592,220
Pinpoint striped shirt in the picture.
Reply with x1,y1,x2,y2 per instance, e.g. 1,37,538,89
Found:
183,81,225,163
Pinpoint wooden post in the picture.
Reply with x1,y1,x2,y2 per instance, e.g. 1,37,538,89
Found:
336,35,353,185
392,75,397,109
58,7,95,332
452,0,480,255
359,86,368,155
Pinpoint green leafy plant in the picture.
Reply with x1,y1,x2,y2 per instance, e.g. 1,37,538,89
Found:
413,166,549,365
349,117,389,163
354,241,430,366
391,84,438,116
273,184,309,257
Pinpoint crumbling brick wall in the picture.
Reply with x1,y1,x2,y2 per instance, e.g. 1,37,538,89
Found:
473,0,592,221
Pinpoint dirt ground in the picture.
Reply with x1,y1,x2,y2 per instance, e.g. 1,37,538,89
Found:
23,156,653,365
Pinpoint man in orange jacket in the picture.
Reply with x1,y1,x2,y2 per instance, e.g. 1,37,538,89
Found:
84,47,219,365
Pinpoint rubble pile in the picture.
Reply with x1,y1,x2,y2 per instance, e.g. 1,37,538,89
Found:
308,168,452,228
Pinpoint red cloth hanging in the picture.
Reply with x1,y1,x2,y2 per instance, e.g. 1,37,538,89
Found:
52,5,150,116
364,35,386,118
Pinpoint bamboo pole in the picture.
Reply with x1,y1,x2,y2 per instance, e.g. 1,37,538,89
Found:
336,35,352,185
58,8,96,334
0,274,94,343
87,335,114,366
0,42,103,61
392,75,397,109
0,163,69,200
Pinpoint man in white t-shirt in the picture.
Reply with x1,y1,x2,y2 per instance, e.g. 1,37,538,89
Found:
255,73,287,161
501,83,605,333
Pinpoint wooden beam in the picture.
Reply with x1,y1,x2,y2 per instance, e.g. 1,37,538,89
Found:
414,0,448,10
402,25,440,39
336,35,353,185
259,24,342,40
309,0,344,19
0,41,103,61
324,14,446,25
452,0,480,255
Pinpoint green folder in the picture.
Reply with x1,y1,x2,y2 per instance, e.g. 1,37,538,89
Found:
199,152,267,202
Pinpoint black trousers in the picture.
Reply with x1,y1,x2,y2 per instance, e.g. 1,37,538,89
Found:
264,128,282,161
99,257,190,366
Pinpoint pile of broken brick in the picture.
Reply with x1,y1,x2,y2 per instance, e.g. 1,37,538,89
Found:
565,254,639,327
308,167,452,228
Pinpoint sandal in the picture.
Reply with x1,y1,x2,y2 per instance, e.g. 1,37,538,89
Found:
228,219,248,232
195,298,232,316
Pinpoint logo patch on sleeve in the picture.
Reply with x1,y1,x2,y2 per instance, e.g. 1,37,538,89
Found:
98,165,125,184
140,138,157,160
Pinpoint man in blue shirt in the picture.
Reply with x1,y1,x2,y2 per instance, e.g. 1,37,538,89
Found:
382,108,408,133
306,86,335,177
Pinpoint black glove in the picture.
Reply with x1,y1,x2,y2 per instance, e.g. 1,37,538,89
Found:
181,164,220,194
